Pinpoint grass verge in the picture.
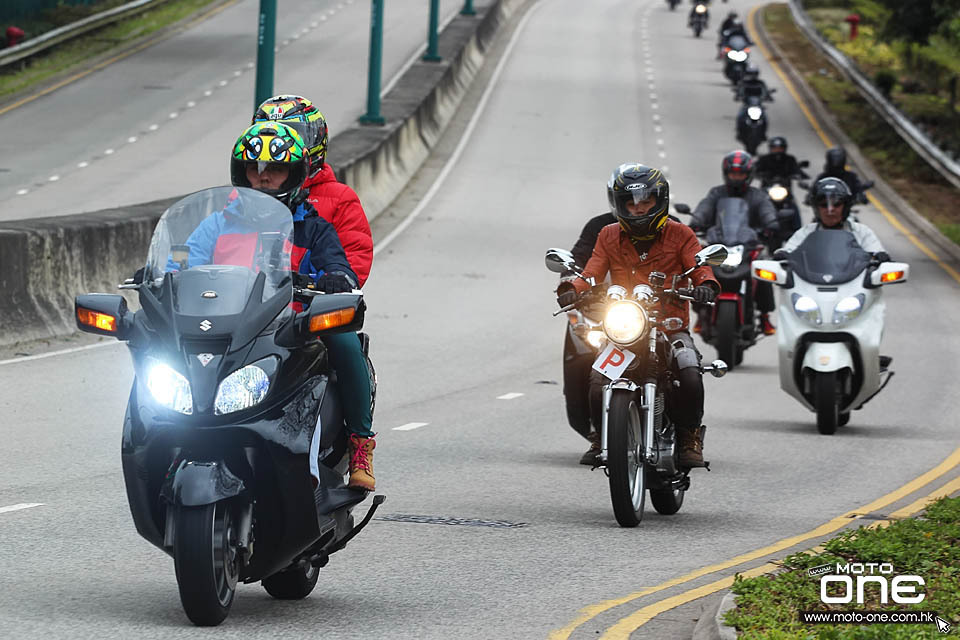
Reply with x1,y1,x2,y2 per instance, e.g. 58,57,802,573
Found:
761,3,960,246
0,0,226,103
725,495,960,639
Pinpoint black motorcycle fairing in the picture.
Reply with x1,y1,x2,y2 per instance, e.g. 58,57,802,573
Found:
164,459,246,507
787,230,872,285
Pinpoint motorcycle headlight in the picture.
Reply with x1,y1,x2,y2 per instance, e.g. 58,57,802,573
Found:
728,50,747,62
604,301,648,345
722,245,744,267
586,330,606,349
747,106,763,120
695,4,707,13
768,185,789,201
791,293,821,325
832,294,864,325
214,363,271,415
147,362,193,415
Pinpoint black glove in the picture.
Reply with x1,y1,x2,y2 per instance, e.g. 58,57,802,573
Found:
693,285,717,303
773,249,789,261
872,251,891,263
557,290,579,308
316,273,354,294
130,267,145,284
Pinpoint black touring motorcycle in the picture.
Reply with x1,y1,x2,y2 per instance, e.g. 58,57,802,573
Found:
546,245,729,527
75,187,382,626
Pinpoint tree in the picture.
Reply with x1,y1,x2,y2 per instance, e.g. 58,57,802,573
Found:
877,0,960,44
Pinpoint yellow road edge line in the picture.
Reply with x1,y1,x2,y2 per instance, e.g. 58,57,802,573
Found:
547,446,960,639
601,471,960,637
747,4,960,289
0,0,239,118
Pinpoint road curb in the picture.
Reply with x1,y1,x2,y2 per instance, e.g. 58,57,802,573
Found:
692,590,738,640
751,4,960,266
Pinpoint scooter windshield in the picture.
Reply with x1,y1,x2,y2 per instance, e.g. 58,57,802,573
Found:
787,229,872,285
143,186,294,316
707,198,758,246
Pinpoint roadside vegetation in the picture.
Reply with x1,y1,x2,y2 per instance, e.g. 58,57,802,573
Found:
0,0,225,103
725,495,960,639
761,3,960,247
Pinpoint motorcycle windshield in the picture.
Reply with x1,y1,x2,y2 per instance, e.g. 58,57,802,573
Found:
727,35,748,50
787,229,872,284
707,198,758,246
144,186,294,317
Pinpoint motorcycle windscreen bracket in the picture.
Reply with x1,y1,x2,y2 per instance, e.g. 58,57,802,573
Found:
592,342,636,380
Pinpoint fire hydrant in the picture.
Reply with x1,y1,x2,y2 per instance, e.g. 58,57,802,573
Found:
5,26,24,48
844,14,860,41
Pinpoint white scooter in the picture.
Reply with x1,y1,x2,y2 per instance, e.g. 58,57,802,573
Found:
751,229,908,434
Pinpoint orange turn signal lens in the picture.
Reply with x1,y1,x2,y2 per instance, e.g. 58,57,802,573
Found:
308,307,356,333
755,268,777,282
77,308,117,333
881,270,904,283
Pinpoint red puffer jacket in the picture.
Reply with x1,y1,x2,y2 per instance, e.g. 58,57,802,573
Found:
302,163,373,287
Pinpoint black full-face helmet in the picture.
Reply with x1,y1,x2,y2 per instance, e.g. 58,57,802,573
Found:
768,136,788,154
607,164,670,241
824,147,847,174
811,177,853,224
721,150,754,196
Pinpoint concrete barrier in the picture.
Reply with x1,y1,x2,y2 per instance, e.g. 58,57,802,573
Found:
0,0,528,348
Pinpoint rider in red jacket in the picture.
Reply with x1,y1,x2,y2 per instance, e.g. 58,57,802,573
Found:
253,95,373,287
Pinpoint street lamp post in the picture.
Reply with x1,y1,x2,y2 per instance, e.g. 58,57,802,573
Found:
360,0,386,125
254,0,277,111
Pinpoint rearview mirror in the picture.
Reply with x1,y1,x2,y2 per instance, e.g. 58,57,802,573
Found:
798,180,810,190
545,248,577,274
696,244,729,267
799,160,810,168
674,203,692,215
703,360,728,378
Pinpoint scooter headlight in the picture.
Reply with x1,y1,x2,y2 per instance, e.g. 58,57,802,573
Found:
728,50,747,62
604,301,648,345
147,362,193,415
214,363,271,415
791,293,821,325
586,330,606,349
768,185,789,201
747,106,763,120
722,245,744,267
832,294,864,325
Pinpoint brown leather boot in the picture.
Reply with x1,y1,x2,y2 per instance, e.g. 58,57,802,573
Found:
677,425,707,468
348,434,376,491
579,430,601,466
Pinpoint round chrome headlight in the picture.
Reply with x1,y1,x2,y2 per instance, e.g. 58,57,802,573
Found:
747,106,763,120
768,185,789,201
603,301,648,345
695,4,707,13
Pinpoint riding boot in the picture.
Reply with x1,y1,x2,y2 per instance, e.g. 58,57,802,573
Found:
348,434,376,491
579,430,601,466
677,425,707,468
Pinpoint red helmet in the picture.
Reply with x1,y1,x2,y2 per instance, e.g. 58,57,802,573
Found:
721,150,754,195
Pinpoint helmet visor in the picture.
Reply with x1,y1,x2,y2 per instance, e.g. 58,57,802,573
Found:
283,119,326,156
617,183,665,217
815,191,847,211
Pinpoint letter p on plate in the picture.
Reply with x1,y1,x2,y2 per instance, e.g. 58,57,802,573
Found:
593,342,636,380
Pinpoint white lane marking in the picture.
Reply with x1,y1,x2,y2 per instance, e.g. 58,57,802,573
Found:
127,136,137,143
77,161,89,168
186,101,196,108
0,503,43,514
218,80,228,86
393,422,430,431
169,111,179,118
375,0,547,255
659,151,667,158
16,188,28,195
0,341,119,367
48,175,60,182
204,89,213,96
657,138,665,146
497,393,524,400
104,148,115,155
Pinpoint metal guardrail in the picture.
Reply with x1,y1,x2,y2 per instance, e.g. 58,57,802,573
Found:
0,0,172,70
789,0,960,191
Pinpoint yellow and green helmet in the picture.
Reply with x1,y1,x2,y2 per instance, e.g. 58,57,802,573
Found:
230,121,309,208
253,95,328,176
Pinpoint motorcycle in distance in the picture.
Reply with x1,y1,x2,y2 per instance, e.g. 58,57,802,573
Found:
667,0,680,10
735,91,775,155
74,186,383,626
758,159,810,249
721,34,751,84
674,199,788,370
690,2,709,37
554,254,606,440
751,230,908,434
545,245,729,528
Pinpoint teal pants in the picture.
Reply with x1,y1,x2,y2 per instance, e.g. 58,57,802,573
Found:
322,332,374,437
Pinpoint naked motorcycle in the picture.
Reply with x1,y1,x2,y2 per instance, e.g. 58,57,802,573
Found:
546,245,729,527
75,187,383,626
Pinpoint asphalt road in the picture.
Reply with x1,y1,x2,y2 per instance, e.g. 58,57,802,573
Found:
2,0,959,638
0,0,464,220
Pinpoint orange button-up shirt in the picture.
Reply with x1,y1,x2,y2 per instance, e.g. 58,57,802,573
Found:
572,220,718,330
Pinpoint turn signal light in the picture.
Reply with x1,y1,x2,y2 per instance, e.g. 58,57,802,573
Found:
77,308,117,333
308,307,356,333
881,270,904,283
755,268,777,282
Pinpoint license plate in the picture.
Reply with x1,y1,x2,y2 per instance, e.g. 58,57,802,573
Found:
592,342,636,380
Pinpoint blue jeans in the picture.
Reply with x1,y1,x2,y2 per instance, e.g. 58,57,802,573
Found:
322,332,374,437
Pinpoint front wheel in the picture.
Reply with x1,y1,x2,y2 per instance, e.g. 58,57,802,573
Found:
694,24,703,37
262,564,320,600
715,301,738,372
607,391,645,527
815,371,840,435
174,502,240,626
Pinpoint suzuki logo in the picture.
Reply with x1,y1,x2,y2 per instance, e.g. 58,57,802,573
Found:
197,353,214,367
200,319,212,332
822,274,833,282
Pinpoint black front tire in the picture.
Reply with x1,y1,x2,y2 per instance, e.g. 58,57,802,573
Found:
650,487,684,515
715,301,738,372
815,372,839,435
262,564,320,600
839,411,851,427
607,392,645,527
694,25,703,37
174,502,240,626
